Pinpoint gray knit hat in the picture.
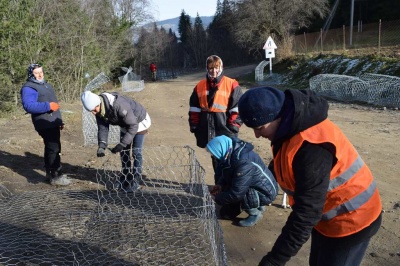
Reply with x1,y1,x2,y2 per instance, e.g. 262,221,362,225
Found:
81,91,101,111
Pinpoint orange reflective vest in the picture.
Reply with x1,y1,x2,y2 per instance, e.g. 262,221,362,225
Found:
274,119,382,237
196,77,238,112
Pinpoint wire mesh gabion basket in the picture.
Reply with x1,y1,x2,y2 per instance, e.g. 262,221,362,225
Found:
0,146,227,265
82,72,120,146
309,73,400,108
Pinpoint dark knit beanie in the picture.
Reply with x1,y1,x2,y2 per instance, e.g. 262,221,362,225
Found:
238,87,285,128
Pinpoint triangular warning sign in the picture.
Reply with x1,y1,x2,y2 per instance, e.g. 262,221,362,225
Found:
263,36,277,49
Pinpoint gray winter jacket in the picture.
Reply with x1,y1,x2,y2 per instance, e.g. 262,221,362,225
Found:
96,92,147,148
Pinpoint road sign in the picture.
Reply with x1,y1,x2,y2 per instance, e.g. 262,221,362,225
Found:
263,36,277,49
262,36,277,75
265,48,275,58
263,36,277,59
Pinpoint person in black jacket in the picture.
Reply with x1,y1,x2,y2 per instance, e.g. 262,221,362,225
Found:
20,63,71,186
81,91,151,192
238,87,382,266
188,55,243,178
207,135,278,227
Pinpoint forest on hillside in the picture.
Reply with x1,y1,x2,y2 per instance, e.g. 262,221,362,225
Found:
1,0,399,114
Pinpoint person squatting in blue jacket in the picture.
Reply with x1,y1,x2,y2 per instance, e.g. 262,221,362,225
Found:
207,135,278,227
20,63,71,186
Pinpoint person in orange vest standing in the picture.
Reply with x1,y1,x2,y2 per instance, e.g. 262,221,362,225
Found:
238,87,382,266
149,62,157,81
188,55,243,180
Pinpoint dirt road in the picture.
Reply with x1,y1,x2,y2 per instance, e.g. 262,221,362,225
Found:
1,65,399,265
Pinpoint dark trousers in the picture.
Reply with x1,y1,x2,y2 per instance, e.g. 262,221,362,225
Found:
37,127,61,172
309,229,371,266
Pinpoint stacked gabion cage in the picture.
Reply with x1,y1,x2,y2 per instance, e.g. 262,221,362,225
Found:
310,73,400,108
0,146,227,265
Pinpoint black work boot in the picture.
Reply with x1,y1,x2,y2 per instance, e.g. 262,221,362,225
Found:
45,170,52,183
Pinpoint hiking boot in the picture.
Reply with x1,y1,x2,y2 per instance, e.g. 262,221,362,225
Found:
238,208,263,227
45,171,52,183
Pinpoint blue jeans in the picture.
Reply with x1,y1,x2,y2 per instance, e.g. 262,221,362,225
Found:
309,229,371,266
120,133,145,180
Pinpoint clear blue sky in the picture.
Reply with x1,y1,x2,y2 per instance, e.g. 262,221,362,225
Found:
152,0,217,21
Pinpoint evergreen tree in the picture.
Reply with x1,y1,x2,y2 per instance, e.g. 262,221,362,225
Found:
192,14,207,67
178,10,194,67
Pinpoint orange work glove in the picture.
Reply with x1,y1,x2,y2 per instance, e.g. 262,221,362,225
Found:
49,102,60,111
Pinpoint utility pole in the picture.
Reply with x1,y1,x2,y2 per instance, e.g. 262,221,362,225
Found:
350,0,355,46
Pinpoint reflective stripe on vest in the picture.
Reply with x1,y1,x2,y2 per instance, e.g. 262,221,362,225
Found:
282,155,366,199
196,77,237,112
328,155,363,191
322,180,377,220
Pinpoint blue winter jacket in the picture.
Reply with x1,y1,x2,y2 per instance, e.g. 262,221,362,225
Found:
214,138,278,210
21,82,63,131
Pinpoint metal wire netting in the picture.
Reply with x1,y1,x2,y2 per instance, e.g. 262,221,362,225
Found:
255,60,269,81
118,67,144,93
82,72,120,145
0,146,227,265
309,73,400,107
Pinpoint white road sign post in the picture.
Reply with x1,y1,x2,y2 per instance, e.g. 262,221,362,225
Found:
263,36,277,75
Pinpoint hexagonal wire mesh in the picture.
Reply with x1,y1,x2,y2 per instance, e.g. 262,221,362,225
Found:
118,67,145,93
82,72,120,146
255,60,269,81
309,73,400,108
0,146,227,265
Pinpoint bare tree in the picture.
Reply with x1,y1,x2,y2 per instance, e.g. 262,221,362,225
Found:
111,0,153,26
231,0,329,56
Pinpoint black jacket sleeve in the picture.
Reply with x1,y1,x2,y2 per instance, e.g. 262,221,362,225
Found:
265,141,334,265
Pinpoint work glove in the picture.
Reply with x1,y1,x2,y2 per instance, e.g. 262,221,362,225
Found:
49,102,60,111
97,147,106,157
60,123,65,130
111,144,125,154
